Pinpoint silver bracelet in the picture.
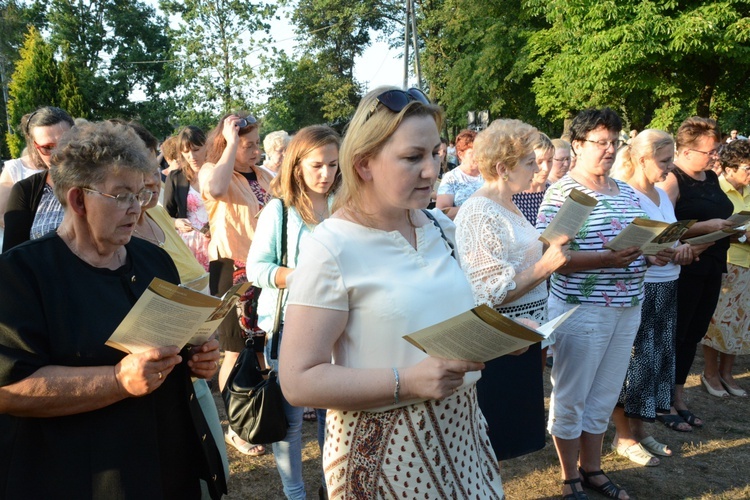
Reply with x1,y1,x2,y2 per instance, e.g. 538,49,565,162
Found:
392,367,400,405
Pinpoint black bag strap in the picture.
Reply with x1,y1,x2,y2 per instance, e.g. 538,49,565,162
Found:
422,209,456,259
270,203,288,360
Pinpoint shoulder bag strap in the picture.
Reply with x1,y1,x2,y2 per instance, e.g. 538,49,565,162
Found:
270,203,288,360
422,209,456,259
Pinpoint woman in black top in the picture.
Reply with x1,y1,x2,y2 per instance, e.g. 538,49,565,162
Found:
658,117,734,431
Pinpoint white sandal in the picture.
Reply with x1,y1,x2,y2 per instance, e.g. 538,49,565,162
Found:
613,442,659,466
225,427,266,456
640,436,672,457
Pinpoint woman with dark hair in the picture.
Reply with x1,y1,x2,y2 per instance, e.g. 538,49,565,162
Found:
700,139,750,398
537,108,650,500
2,107,74,251
247,124,341,499
164,125,210,270
657,117,734,430
200,112,273,456
436,128,483,219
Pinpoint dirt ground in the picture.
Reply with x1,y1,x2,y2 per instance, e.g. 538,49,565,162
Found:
213,350,750,499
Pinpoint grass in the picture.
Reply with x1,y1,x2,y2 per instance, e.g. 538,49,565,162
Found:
214,350,750,499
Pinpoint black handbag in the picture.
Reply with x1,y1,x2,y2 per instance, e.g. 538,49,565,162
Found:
222,204,289,444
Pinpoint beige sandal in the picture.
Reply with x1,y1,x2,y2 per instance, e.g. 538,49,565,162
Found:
613,442,659,466
640,436,672,457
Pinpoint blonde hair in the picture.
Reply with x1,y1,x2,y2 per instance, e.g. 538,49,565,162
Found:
271,125,340,225
334,86,443,219
473,119,539,181
611,129,674,182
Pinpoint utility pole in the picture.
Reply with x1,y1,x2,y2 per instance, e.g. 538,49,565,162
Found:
403,0,410,89
409,0,422,89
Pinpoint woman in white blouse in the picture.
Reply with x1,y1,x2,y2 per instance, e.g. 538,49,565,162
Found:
455,119,568,463
278,86,504,498
610,130,694,465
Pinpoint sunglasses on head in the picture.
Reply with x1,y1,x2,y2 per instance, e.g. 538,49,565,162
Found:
236,115,257,129
365,88,431,121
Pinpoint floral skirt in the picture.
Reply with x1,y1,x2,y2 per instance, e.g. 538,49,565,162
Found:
323,384,503,499
702,263,750,355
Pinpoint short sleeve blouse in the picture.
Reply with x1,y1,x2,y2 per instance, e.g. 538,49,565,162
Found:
536,175,647,307
286,212,480,411
437,167,484,206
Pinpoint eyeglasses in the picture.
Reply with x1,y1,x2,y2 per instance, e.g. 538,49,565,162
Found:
688,147,721,157
236,116,257,129
584,139,623,150
33,141,57,156
737,165,750,172
82,188,153,208
365,88,431,121
553,156,571,163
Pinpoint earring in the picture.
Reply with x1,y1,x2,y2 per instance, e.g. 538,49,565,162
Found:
502,174,509,181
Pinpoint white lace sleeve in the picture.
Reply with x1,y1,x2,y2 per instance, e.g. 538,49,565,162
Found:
455,198,518,307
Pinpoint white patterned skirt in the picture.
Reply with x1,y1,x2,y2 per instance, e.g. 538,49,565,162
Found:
323,384,504,499
702,263,750,355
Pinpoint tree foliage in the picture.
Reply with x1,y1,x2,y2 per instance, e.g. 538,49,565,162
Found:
5,26,64,156
160,0,275,124
416,0,559,136
524,0,750,132
47,0,173,137
286,0,397,127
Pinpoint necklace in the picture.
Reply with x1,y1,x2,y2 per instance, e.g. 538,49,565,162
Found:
134,217,165,247
57,229,125,268
574,171,613,193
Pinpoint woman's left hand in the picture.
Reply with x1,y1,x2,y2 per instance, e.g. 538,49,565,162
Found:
647,247,675,267
187,337,221,379
671,243,694,265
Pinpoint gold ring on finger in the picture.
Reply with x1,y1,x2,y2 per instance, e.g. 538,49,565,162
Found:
157,371,163,380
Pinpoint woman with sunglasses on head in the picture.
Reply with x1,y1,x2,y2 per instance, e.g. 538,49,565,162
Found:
200,112,273,457
278,87,503,499
2,107,74,251
164,125,210,271
537,108,651,500
699,139,750,399
436,128,482,219
656,117,734,430
247,125,340,500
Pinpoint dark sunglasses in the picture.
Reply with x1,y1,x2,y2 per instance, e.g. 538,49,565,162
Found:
365,88,431,121
236,115,257,128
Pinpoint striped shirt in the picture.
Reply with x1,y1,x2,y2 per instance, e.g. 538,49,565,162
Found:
536,175,647,307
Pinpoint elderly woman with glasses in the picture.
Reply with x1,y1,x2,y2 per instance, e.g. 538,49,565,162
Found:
700,139,750,399
657,117,735,430
548,138,572,184
200,112,274,456
0,120,225,499
537,108,650,500
279,86,504,498
2,107,74,251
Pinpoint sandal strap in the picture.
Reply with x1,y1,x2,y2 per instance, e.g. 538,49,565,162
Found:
578,467,605,479
563,478,583,485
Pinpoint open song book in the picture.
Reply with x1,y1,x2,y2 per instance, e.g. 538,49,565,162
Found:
539,189,598,244
604,218,695,255
106,278,251,354
403,305,577,363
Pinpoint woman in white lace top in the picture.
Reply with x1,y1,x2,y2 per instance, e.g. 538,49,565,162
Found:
455,119,569,462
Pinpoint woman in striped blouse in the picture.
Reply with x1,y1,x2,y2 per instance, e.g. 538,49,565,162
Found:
537,108,652,500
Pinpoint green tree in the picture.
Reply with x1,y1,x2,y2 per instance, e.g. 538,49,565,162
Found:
289,0,397,125
416,0,558,136
0,0,43,157
261,53,328,133
525,0,750,132
160,0,274,121
5,25,59,157
47,0,173,136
